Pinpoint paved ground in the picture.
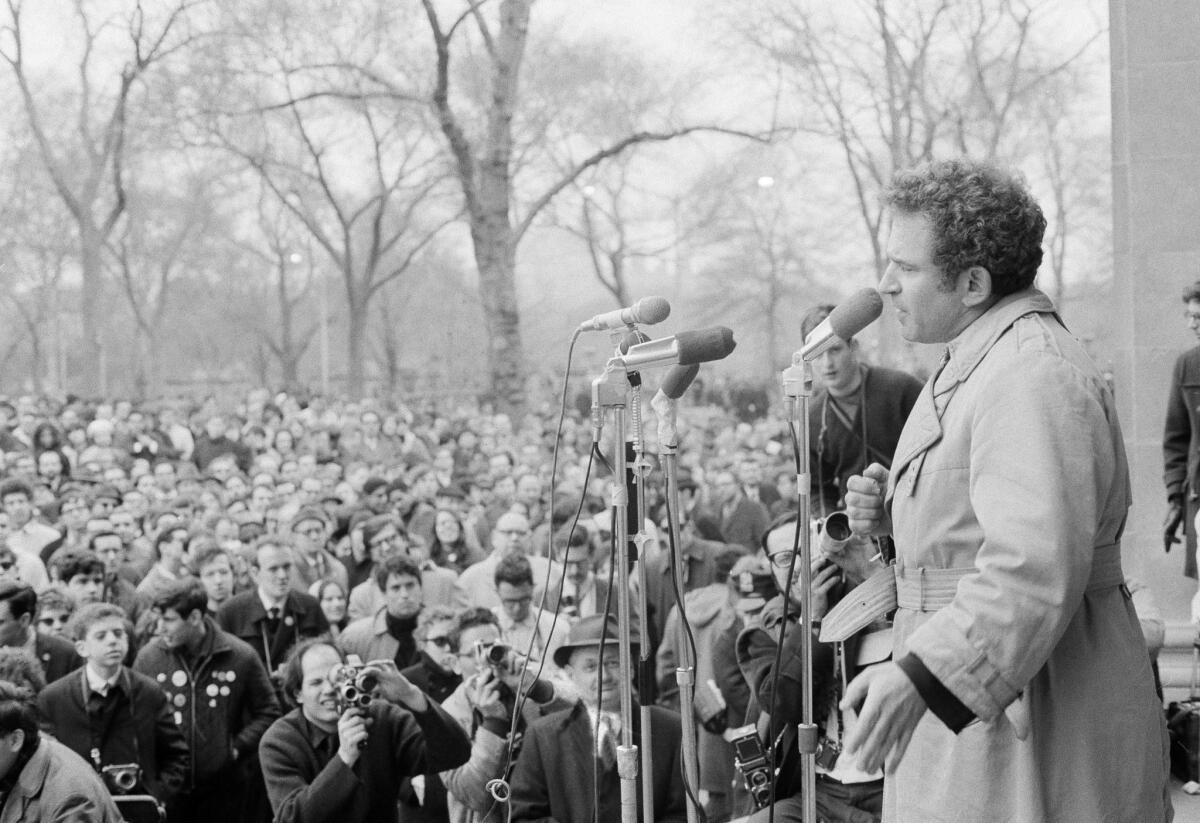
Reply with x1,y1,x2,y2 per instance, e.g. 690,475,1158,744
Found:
1173,776,1200,821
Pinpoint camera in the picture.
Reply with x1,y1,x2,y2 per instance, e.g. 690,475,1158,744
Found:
728,724,774,810
328,661,379,713
101,763,143,795
815,736,842,770
477,641,527,676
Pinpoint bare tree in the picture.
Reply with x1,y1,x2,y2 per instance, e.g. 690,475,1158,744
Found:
418,0,766,418
0,0,205,394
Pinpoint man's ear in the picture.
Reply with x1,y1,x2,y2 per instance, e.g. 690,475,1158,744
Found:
958,265,994,308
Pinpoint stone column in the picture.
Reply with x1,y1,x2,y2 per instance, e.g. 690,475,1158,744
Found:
1110,0,1200,616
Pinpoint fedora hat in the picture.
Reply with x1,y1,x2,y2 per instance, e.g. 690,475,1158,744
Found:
552,612,638,668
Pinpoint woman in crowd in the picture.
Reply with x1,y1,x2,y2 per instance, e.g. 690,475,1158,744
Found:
311,579,349,640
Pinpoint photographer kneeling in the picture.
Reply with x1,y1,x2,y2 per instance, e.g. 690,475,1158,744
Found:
734,513,888,823
258,638,470,823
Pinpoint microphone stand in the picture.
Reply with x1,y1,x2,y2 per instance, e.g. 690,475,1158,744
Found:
592,359,641,823
651,388,701,823
781,352,817,823
628,375,658,821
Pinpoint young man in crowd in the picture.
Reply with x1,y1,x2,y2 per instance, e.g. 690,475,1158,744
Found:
135,580,281,823
217,536,329,682
38,602,189,808
340,554,425,668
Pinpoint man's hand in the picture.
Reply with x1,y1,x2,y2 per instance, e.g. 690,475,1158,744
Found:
470,670,508,721
840,662,927,774
845,464,892,538
1165,500,1184,553
364,659,429,712
337,709,370,766
794,559,841,622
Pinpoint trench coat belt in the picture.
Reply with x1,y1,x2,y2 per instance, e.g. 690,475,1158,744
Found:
895,541,1125,613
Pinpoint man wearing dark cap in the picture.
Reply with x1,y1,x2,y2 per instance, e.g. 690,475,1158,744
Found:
508,613,687,823
289,506,348,593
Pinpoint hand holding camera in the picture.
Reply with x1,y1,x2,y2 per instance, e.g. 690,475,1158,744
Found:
360,658,429,712
337,708,371,766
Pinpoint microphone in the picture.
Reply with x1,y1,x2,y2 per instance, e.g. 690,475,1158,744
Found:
800,288,883,361
620,327,736,370
661,364,700,400
579,296,671,332
652,364,700,449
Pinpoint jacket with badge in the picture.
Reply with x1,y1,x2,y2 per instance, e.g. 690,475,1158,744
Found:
884,288,1169,822
133,615,280,790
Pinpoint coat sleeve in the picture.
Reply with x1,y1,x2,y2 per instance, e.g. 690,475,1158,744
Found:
439,727,508,813
260,722,360,823
736,623,834,726
506,723,561,823
904,341,1121,721
1164,352,1191,500
389,699,472,776
232,651,282,758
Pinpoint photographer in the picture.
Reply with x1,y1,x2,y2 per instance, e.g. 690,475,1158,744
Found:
734,514,887,823
440,608,564,823
257,638,470,823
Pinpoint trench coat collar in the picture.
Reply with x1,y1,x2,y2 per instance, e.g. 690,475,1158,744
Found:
886,288,1057,503
935,288,1057,396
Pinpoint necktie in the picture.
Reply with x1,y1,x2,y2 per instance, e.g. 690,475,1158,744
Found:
267,607,281,633
597,713,618,770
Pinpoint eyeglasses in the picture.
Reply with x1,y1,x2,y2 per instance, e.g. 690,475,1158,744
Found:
425,636,454,650
500,595,532,607
575,659,623,675
767,550,795,569
496,529,530,538
295,527,324,538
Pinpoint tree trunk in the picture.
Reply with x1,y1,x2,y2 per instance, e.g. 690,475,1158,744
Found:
346,291,368,398
78,222,105,396
472,229,524,413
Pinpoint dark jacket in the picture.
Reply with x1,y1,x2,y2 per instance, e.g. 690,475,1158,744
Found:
216,589,329,676
38,666,190,804
402,651,463,705
0,736,124,823
258,699,471,823
31,631,84,684
508,702,687,823
1164,345,1200,577
808,364,923,516
133,617,281,789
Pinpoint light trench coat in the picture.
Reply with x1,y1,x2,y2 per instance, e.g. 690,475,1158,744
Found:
883,289,1171,823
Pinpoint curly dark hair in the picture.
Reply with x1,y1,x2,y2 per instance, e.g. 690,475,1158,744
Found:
1183,281,1200,304
883,159,1046,297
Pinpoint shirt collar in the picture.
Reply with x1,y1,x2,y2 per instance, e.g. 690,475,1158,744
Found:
258,590,287,614
85,664,122,696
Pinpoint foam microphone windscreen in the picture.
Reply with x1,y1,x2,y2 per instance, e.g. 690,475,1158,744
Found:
633,296,672,325
676,327,736,365
661,364,700,400
828,288,883,341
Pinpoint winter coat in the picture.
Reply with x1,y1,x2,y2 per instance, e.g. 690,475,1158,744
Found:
0,736,123,823
133,617,280,789
883,288,1170,822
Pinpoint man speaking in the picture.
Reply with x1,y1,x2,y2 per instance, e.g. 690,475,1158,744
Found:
842,159,1169,822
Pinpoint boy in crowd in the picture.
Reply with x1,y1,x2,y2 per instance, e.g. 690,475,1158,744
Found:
38,602,189,808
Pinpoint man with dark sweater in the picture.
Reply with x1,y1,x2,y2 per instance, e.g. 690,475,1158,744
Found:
802,304,923,517
339,554,424,669
258,638,470,823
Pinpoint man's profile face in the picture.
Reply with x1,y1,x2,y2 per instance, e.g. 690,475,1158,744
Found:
155,607,202,650
384,573,422,619
1186,298,1200,342
93,536,126,573
0,601,28,647
421,618,458,671
297,643,342,729
880,211,970,345
455,623,501,677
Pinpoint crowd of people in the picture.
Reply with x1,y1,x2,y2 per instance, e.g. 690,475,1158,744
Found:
0,157,1174,823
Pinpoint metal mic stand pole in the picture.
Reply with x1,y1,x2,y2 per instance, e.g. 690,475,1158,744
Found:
652,390,701,823
628,378,658,821
593,361,642,823
781,352,817,823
